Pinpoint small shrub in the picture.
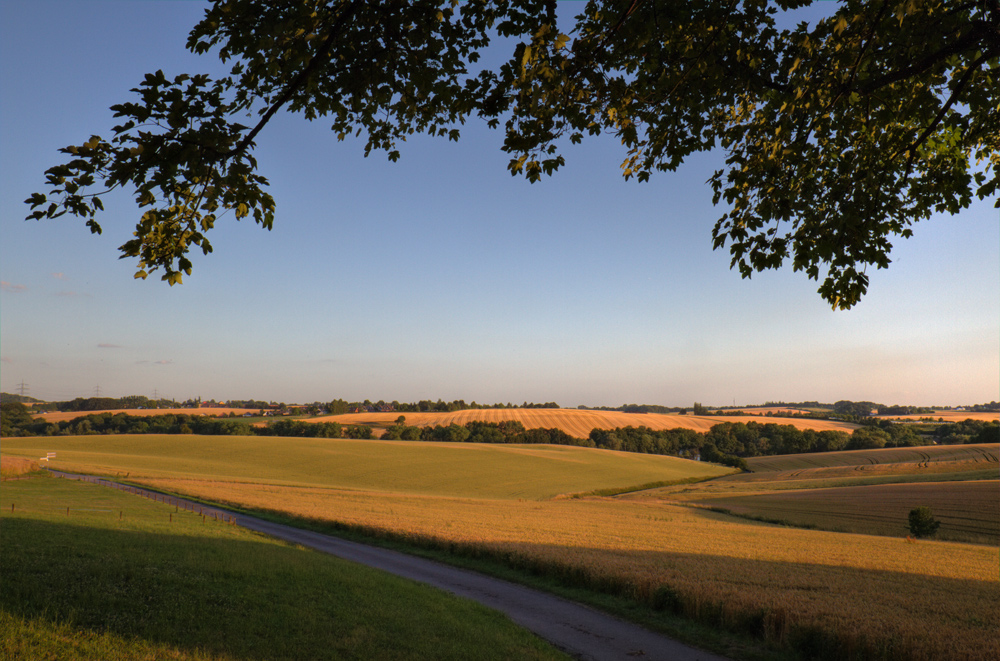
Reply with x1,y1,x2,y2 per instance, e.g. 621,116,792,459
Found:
907,506,940,538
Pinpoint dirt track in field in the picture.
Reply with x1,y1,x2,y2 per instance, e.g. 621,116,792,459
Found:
52,470,731,661
310,408,857,438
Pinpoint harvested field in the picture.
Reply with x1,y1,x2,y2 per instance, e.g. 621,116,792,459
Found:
32,407,259,423
688,480,1000,545
877,411,999,422
743,443,998,475
638,444,999,497
308,408,857,437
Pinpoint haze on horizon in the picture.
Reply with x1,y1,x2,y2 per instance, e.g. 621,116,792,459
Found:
1,1,997,408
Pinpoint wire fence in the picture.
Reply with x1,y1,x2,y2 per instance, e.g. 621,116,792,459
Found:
5,470,241,526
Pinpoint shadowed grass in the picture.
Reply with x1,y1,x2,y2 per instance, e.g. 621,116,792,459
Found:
0,477,566,661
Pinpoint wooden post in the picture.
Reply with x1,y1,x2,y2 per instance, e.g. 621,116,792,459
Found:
169,513,172,523
10,503,14,513
66,507,69,515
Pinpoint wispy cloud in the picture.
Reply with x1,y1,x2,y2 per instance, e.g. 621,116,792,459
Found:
1,281,27,293
1,357,13,364
54,290,91,298
98,343,123,349
154,359,174,365
52,272,66,280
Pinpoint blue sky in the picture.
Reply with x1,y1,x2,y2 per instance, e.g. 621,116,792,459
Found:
1,1,997,407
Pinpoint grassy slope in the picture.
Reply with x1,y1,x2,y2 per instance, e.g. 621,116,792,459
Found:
0,435,732,500
0,476,566,661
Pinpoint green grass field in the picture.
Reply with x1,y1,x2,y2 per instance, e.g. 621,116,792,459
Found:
0,435,731,500
0,475,566,661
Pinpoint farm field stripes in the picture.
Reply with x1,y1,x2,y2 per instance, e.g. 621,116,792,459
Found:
308,408,859,436
688,480,1000,544
133,476,1000,661
744,443,999,473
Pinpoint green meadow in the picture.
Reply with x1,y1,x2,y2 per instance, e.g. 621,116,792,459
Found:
0,434,731,499
0,475,566,661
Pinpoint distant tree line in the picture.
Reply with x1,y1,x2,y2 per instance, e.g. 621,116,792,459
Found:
932,419,1000,445
326,399,559,414
0,393,44,405
577,404,686,414
3,404,996,472
964,401,1000,412
46,396,179,412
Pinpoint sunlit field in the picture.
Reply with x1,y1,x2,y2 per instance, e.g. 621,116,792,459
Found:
3,436,996,660
0,435,730,500
308,407,859,437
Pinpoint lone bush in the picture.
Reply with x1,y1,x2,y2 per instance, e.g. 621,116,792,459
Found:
908,506,941,538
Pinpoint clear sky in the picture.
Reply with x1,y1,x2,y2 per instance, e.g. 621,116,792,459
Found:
1,1,997,407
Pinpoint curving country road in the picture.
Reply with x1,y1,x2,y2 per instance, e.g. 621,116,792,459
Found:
52,471,731,661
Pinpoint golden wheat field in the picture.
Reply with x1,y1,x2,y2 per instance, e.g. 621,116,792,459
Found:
309,408,858,437
0,456,39,479
135,475,999,661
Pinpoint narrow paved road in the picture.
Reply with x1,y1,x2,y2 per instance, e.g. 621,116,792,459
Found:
52,471,732,661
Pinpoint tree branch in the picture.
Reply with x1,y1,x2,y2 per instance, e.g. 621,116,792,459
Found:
221,0,362,160
900,49,992,175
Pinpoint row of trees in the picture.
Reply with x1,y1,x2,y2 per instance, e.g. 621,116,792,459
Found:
3,404,996,470
326,399,560,414
48,396,179,412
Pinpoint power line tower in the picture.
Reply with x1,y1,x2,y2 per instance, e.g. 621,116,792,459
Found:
94,385,102,397
16,380,29,397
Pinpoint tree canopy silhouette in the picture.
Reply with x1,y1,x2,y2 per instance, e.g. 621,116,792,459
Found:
26,0,998,308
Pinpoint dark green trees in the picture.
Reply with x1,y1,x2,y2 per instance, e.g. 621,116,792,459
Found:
26,1,999,307
908,506,941,538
